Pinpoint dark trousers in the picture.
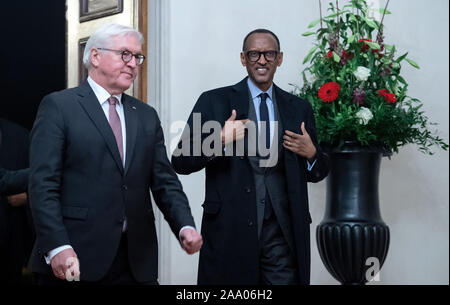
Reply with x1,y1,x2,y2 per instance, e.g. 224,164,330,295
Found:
259,207,299,285
36,233,156,285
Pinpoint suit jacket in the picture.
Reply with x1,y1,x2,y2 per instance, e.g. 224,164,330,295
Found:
0,168,29,196
171,78,330,285
28,81,195,283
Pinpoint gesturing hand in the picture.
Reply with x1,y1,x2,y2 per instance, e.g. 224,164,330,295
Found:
221,110,249,145
180,228,203,254
283,122,317,160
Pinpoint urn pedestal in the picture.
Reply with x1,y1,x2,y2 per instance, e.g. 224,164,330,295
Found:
316,145,390,285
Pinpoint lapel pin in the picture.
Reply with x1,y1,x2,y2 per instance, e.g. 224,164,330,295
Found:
132,106,136,110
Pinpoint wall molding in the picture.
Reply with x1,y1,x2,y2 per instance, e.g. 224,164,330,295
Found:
148,0,172,285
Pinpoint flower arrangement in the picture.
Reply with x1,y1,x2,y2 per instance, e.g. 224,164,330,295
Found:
296,0,448,154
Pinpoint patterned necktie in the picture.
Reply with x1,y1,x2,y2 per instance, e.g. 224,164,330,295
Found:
108,96,124,163
259,93,270,150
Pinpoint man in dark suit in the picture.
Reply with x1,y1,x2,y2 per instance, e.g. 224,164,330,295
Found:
29,23,202,285
171,29,330,285
0,119,33,283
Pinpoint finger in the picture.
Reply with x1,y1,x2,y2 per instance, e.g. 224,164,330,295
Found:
301,122,309,135
183,236,193,247
54,266,66,280
184,244,195,254
240,119,249,125
283,142,294,152
285,130,300,138
236,128,246,136
227,110,237,121
284,139,299,148
283,135,295,141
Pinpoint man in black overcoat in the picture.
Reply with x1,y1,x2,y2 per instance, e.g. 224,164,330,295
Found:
172,29,330,285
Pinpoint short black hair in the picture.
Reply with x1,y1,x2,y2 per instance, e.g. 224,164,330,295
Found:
243,29,280,51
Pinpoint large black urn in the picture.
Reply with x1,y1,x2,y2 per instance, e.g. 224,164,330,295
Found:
316,143,390,285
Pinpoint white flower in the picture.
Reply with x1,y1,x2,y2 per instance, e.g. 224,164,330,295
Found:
308,73,317,84
356,107,373,125
353,66,371,82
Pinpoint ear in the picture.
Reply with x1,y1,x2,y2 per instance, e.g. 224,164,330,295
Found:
240,52,246,67
90,48,100,68
277,52,284,67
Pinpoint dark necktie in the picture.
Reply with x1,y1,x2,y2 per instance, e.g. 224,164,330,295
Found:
259,93,270,150
108,96,124,163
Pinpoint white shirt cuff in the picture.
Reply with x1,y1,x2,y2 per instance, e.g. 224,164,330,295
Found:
45,245,73,265
307,159,317,171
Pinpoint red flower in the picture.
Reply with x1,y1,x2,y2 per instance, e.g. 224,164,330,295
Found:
378,89,397,103
378,89,389,96
358,38,382,54
359,38,372,52
318,82,340,102
385,93,397,103
327,51,333,58
340,50,349,65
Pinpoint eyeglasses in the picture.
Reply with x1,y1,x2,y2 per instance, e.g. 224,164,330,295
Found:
246,50,279,62
97,48,146,65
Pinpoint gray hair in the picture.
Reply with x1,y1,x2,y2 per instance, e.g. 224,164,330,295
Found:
83,23,144,69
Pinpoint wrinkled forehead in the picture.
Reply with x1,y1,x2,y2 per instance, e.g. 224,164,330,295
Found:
108,33,142,52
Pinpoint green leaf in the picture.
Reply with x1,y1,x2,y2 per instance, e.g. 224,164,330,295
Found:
365,41,381,50
348,34,355,44
325,12,339,19
303,45,319,64
406,58,420,69
349,14,357,23
384,44,395,52
395,52,409,63
363,17,379,29
397,75,407,85
375,8,391,15
325,10,350,19
308,19,321,28
302,31,316,37
333,51,341,63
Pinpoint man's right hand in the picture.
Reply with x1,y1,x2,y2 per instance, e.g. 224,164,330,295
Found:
50,248,80,280
221,110,249,145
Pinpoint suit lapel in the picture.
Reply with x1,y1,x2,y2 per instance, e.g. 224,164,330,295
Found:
122,95,138,175
76,81,124,174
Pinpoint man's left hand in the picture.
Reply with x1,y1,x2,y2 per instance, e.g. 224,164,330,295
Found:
180,228,203,254
283,122,317,160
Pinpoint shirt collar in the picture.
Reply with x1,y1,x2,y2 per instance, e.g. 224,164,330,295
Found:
87,76,123,106
247,78,273,101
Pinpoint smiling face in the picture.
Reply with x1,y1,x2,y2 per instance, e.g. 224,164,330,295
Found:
241,33,283,92
89,34,141,95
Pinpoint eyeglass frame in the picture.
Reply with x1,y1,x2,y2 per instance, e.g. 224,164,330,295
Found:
245,50,279,63
96,47,146,65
